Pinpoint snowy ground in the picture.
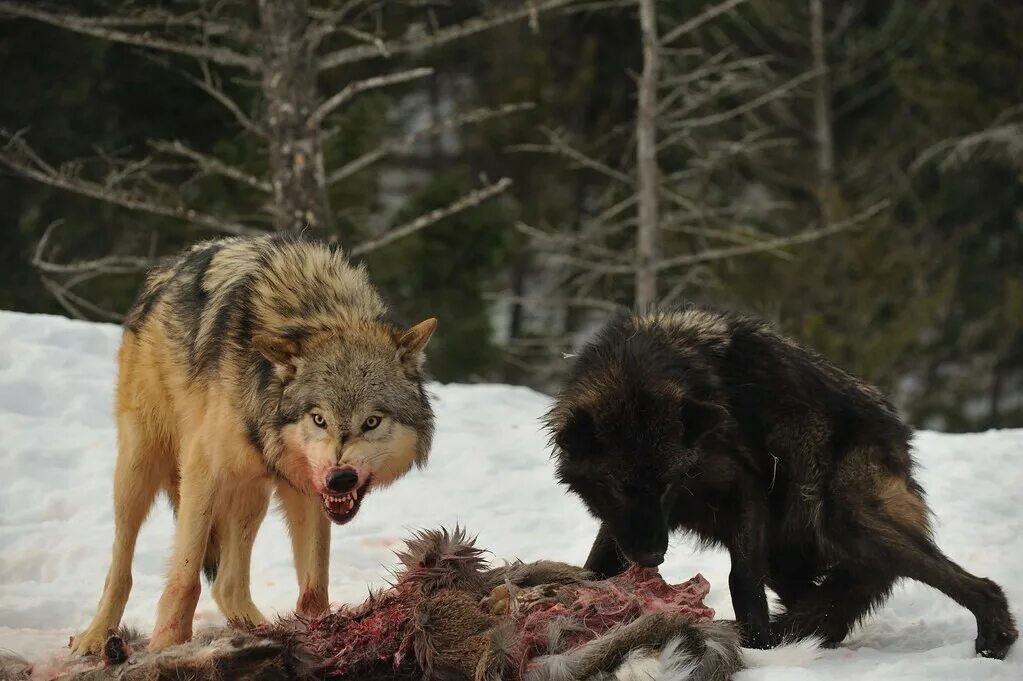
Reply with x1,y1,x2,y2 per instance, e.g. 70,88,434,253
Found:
0,309,1020,679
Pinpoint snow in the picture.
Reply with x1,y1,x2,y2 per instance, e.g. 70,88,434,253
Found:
0,309,1020,679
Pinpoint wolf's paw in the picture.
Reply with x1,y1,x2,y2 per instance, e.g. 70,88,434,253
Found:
976,625,1018,660
69,626,112,656
222,602,268,627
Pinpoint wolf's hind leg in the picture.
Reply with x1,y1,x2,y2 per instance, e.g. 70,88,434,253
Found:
771,566,895,646
211,481,270,625
70,418,166,655
276,480,331,617
878,524,1017,658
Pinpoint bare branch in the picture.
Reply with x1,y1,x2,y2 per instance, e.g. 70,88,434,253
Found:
564,0,639,14
41,276,125,322
31,221,154,275
658,266,713,307
654,200,888,271
912,109,1023,173
511,129,700,212
486,293,627,314
310,67,433,127
328,103,533,185
664,69,818,132
350,177,512,256
0,1,259,71
662,0,750,44
547,202,889,276
150,140,270,192
515,221,627,261
15,5,245,35
319,0,576,71
510,128,633,185
179,62,265,137
1,132,266,237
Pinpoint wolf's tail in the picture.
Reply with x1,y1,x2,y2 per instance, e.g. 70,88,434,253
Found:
169,491,220,585
202,527,220,584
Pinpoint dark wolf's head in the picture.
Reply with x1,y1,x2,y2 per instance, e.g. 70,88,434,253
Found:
256,318,436,525
546,313,730,566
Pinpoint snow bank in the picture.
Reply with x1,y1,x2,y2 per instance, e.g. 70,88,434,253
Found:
0,310,1019,679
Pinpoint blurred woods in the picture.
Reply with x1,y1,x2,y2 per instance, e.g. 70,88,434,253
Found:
1,0,1021,431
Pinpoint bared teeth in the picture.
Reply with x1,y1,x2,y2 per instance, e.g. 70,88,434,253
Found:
322,491,357,515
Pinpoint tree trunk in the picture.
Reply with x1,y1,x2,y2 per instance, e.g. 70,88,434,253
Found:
259,0,333,235
809,0,839,225
635,0,660,310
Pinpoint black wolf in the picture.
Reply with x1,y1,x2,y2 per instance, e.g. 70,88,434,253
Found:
546,307,1017,658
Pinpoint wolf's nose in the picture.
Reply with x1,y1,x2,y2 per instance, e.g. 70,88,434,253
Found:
634,550,665,568
326,467,358,493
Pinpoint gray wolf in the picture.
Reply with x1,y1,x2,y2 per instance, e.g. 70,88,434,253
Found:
70,234,436,654
546,307,1017,658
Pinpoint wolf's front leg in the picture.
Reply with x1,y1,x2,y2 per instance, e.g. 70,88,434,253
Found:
70,416,165,655
149,445,218,651
277,480,331,617
583,523,629,578
727,494,771,648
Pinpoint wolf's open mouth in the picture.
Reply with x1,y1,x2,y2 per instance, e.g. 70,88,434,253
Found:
321,485,367,525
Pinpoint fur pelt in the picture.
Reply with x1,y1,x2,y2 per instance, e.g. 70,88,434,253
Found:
25,527,742,681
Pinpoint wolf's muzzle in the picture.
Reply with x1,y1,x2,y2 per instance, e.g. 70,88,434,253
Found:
633,549,666,568
326,466,359,493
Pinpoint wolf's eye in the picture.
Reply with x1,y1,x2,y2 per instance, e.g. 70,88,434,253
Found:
362,415,381,431
311,413,327,429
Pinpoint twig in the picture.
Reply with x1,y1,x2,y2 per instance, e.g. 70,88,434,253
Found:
327,103,533,185
486,293,627,314
664,69,819,132
1,132,265,237
0,1,258,71
515,221,627,260
22,8,244,36
150,140,269,192
510,128,633,185
350,178,512,256
309,67,433,127
179,62,265,137
654,200,888,271
41,276,125,322
319,0,575,70
661,0,750,44
31,221,154,275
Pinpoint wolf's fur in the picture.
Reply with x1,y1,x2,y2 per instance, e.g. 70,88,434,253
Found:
70,234,436,655
527,617,743,681
547,306,1018,659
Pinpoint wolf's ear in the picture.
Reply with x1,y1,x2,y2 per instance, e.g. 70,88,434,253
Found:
555,408,600,458
253,334,301,382
679,398,728,447
396,318,437,370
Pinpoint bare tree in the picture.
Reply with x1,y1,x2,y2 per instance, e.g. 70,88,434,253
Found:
505,0,871,382
808,0,837,224
0,0,575,317
634,0,660,310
